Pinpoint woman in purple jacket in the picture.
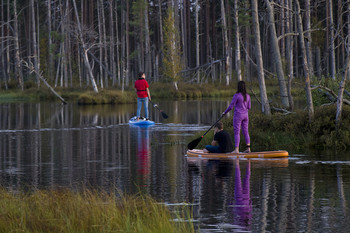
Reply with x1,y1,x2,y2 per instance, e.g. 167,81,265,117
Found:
223,81,251,153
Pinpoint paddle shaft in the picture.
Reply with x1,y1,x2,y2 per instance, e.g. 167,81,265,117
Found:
187,114,225,149
149,99,168,118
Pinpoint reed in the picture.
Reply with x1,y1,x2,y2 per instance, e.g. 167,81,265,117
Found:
0,188,194,233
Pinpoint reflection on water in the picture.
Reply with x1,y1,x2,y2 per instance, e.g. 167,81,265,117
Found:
0,101,350,232
232,159,252,231
130,125,151,188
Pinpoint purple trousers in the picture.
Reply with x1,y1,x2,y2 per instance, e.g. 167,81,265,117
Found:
233,113,250,147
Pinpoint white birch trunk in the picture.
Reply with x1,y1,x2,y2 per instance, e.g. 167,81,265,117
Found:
72,0,99,93
251,0,271,115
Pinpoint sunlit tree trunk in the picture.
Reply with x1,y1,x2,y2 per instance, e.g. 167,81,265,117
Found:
251,0,271,115
296,0,314,121
72,0,98,93
221,0,231,85
234,0,241,81
265,0,289,108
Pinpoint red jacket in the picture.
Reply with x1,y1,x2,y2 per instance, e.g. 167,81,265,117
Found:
134,78,149,98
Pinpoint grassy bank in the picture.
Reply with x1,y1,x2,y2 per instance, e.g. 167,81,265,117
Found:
194,105,350,153
0,82,239,104
0,188,194,233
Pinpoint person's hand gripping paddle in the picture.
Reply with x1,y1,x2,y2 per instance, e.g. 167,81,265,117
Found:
149,99,168,119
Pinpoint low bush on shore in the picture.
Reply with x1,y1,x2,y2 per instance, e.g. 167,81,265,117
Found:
0,188,194,233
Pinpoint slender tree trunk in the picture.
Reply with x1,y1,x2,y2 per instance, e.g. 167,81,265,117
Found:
1,0,7,88
195,0,200,83
6,0,10,83
31,0,40,86
97,0,104,88
336,2,350,128
125,0,130,86
121,0,126,91
286,0,294,110
144,0,151,78
305,0,313,76
100,0,108,88
108,0,117,86
296,0,314,121
114,1,121,86
221,0,231,85
234,0,242,81
158,0,164,78
265,0,289,108
47,0,54,80
13,0,23,90
251,0,271,115
72,0,98,93
336,57,350,128
328,0,336,79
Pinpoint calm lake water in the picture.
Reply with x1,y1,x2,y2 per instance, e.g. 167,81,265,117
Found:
0,100,349,232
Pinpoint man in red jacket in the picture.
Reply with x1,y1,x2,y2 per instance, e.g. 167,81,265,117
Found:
134,72,151,120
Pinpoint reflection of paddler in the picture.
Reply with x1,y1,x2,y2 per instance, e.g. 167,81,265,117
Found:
233,159,252,230
136,126,151,183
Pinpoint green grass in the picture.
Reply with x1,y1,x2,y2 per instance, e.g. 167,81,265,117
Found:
0,188,194,233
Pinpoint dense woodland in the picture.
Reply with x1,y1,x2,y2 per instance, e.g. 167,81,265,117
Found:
0,0,349,120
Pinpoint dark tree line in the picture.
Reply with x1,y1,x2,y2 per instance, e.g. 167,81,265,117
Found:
0,0,350,119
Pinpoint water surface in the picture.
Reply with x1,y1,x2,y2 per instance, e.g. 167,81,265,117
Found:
0,100,349,232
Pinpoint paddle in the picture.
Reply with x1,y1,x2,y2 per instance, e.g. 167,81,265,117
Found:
149,99,169,119
187,114,225,150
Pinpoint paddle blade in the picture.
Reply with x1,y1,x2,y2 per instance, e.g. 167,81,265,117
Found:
161,111,168,119
187,136,203,150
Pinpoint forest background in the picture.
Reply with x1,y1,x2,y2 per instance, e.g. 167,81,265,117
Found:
0,0,350,123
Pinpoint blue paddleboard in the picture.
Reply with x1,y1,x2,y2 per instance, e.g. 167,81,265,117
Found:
129,116,155,125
